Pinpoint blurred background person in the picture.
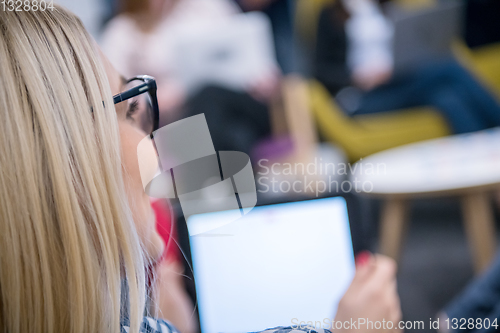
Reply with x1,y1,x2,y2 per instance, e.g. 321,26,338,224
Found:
236,0,298,74
314,0,500,134
100,0,282,157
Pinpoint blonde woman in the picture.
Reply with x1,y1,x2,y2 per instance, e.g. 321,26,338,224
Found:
0,6,400,333
0,6,166,333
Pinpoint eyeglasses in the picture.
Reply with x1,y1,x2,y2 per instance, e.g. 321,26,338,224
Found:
113,75,159,137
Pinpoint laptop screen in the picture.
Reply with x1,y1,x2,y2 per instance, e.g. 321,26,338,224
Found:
187,197,355,333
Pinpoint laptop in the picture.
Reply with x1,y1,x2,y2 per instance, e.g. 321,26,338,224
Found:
171,12,278,94
387,0,465,73
187,196,355,333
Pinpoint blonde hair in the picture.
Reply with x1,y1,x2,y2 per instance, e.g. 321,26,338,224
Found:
0,7,146,333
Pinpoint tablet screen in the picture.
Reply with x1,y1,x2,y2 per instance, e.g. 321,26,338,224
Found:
187,197,355,333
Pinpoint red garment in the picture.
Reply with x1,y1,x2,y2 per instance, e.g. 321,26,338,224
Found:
151,199,180,264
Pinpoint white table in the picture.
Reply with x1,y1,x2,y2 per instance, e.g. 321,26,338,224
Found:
350,128,500,272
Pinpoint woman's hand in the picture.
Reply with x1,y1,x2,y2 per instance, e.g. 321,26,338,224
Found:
334,254,402,333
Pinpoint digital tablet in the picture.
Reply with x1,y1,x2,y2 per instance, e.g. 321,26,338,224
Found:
187,196,355,333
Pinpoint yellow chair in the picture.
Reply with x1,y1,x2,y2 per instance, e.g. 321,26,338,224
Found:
454,41,500,96
308,81,450,162
304,41,500,163
294,0,500,162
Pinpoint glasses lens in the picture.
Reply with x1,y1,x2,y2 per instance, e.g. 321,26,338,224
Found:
125,80,154,135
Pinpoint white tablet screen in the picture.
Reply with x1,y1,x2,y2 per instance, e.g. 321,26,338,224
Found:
187,197,355,333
